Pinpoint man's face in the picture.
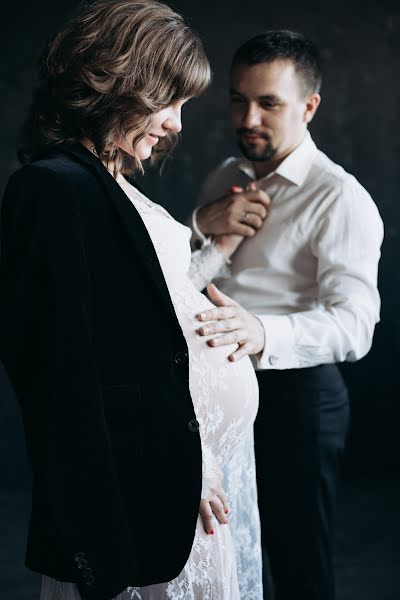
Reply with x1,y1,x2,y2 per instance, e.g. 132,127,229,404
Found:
230,60,310,162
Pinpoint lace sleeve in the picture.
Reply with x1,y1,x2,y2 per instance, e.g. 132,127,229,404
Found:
201,445,225,501
188,243,231,291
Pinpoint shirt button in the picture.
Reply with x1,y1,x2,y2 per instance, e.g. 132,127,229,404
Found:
188,419,200,433
175,351,188,366
269,355,279,367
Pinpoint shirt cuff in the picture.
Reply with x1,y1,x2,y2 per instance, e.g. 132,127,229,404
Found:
192,207,213,248
254,314,297,370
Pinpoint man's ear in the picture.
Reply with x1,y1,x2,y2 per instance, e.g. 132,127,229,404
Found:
304,93,321,124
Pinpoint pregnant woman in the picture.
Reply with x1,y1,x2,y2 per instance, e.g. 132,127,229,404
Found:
0,2,262,599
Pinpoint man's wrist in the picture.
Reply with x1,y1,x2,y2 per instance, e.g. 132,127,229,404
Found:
253,315,266,357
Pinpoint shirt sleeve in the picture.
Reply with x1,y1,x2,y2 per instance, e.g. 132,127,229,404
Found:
255,179,384,370
186,170,219,249
188,243,231,291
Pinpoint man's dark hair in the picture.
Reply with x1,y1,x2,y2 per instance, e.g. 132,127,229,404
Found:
231,30,322,96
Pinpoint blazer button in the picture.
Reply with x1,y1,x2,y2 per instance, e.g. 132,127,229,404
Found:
77,559,88,569
83,573,95,586
74,552,86,562
175,351,188,366
188,419,200,433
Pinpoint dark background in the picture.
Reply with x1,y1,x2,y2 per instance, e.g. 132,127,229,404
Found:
1,0,399,483
0,1,399,598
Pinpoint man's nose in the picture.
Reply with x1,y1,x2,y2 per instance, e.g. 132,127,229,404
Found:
242,105,262,128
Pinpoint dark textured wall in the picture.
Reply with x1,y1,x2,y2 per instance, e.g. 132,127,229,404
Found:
0,0,399,487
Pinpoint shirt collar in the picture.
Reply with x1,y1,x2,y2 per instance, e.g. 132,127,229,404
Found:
237,131,317,187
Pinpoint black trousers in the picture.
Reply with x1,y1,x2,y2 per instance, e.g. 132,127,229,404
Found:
255,364,350,600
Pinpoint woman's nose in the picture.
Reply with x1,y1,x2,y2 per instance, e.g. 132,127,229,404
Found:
164,106,182,133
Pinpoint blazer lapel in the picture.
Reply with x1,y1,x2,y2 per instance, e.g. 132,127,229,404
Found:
57,143,178,323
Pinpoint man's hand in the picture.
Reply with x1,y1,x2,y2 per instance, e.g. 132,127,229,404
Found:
196,183,271,238
196,283,266,362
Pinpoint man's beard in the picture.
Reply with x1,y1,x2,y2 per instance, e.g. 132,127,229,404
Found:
237,128,277,162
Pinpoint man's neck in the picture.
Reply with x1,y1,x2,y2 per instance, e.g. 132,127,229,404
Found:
252,132,307,180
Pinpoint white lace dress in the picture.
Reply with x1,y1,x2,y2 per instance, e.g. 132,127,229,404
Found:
41,175,262,600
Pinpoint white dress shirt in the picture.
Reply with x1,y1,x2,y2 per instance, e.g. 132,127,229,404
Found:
190,132,384,370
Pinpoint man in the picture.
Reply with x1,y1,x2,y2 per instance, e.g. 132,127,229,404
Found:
190,31,383,600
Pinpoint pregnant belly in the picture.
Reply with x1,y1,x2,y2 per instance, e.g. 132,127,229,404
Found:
172,287,259,434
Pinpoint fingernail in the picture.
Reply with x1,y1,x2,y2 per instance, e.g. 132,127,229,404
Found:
210,530,214,535
230,186,242,192
225,509,229,514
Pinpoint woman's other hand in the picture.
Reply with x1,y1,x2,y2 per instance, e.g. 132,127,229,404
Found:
214,232,244,258
199,482,229,535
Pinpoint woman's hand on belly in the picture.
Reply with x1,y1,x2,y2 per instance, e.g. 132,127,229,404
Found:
199,484,229,535
196,283,266,362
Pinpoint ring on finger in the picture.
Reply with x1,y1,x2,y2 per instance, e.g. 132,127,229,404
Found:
242,211,249,223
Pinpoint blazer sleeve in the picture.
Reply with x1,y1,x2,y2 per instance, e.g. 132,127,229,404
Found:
0,165,137,598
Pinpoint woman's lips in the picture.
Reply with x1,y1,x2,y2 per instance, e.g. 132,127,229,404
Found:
147,133,159,144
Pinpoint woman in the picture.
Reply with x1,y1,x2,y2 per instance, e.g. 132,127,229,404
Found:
0,2,262,599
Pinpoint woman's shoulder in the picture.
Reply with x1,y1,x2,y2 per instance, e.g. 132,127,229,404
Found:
5,147,104,209
10,151,94,187
2,151,103,226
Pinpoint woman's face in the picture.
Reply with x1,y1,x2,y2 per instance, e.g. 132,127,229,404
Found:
119,99,188,160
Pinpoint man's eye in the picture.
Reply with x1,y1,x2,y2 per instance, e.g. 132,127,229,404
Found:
262,102,278,109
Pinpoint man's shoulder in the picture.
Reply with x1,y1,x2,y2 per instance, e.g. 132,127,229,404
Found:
309,147,371,200
306,147,382,231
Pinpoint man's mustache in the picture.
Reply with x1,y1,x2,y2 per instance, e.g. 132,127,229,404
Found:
236,128,270,140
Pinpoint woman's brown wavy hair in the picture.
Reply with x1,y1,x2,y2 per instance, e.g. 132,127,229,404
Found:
18,0,211,174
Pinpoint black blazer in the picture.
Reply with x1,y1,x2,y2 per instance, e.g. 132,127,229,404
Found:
0,144,202,600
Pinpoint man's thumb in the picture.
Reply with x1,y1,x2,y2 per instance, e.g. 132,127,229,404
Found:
207,283,238,307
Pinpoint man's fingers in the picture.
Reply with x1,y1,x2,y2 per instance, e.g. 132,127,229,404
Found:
228,343,252,362
196,307,238,324
206,283,240,308
243,189,271,208
197,317,242,337
208,330,244,347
